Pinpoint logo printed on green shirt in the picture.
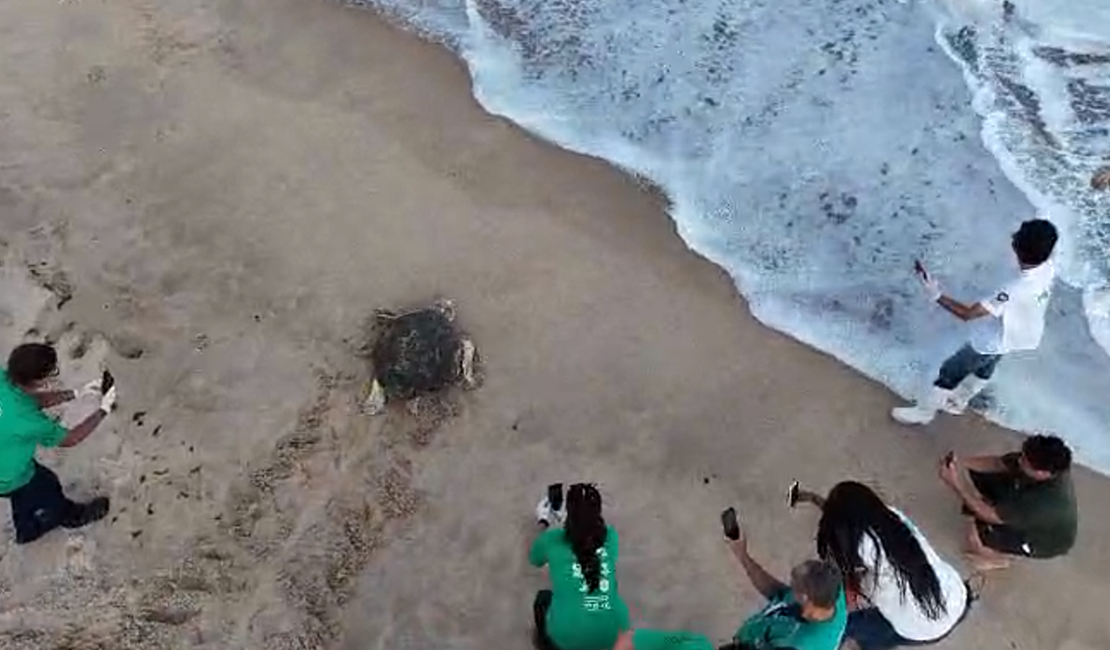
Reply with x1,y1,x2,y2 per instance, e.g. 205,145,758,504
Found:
573,547,613,611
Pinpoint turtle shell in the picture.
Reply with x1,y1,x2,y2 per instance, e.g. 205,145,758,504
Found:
371,308,463,400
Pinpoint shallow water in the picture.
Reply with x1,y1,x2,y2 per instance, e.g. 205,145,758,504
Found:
353,0,1110,472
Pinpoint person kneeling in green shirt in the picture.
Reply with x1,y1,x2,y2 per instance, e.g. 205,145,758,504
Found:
530,483,631,650
613,521,847,650
0,343,117,544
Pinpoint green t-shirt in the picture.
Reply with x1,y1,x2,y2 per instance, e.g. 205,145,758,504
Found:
972,452,1077,557
0,371,67,493
734,588,847,650
529,525,630,650
631,629,715,650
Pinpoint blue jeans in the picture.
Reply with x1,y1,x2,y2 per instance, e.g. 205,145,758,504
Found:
845,583,975,650
934,344,1001,391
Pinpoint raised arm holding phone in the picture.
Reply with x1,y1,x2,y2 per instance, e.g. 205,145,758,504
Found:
892,219,1058,425
0,343,117,545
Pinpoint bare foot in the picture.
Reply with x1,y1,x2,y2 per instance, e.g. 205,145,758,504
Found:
965,551,1011,572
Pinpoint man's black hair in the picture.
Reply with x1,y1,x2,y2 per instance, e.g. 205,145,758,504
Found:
1012,219,1058,266
6,343,59,386
790,559,843,609
1022,434,1072,474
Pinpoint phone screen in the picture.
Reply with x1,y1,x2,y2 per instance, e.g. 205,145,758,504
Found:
101,369,115,393
721,507,741,541
788,481,800,508
547,483,563,513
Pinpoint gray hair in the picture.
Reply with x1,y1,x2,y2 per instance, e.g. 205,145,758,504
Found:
790,559,842,609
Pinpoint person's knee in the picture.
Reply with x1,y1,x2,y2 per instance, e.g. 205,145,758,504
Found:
935,362,969,390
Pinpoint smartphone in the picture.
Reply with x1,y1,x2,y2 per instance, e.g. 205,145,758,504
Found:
913,259,929,279
547,483,564,513
101,369,115,393
944,451,955,467
721,507,741,541
787,480,800,508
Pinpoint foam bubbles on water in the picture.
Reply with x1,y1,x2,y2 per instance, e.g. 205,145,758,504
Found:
356,0,1110,472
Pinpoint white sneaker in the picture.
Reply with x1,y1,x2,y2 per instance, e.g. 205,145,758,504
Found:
891,387,951,426
943,377,989,415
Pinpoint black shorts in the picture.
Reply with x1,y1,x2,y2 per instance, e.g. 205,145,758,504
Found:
976,521,1033,557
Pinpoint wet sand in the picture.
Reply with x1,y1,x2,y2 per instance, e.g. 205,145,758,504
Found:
0,1,1107,649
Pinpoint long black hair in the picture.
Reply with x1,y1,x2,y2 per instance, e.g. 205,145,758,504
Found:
815,481,946,620
564,483,608,593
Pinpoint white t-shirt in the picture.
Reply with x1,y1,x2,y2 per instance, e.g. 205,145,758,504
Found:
969,260,1055,354
856,509,967,642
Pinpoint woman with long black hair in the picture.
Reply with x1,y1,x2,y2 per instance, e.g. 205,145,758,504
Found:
796,481,969,650
530,483,630,650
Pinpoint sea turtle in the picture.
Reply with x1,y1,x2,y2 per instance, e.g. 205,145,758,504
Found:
363,299,478,415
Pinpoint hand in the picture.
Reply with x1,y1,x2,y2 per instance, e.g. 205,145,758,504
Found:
535,496,554,528
78,378,103,399
99,386,118,413
796,488,819,505
612,631,635,650
725,525,748,553
919,273,942,302
938,451,960,486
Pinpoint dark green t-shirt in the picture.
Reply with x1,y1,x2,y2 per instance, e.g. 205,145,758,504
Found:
0,371,67,493
971,452,1077,557
529,525,630,650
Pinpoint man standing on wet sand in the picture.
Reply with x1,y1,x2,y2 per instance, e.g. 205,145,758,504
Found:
0,343,117,544
891,218,1058,425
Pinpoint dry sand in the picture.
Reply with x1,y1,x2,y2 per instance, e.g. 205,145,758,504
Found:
0,1,1107,649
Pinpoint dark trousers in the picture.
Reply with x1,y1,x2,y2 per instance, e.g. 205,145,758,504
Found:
1,462,79,545
533,590,557,650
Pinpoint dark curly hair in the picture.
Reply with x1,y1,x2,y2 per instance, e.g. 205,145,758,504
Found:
6,343,58,386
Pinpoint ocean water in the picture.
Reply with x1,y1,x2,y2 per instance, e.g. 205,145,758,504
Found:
352,0,1110,472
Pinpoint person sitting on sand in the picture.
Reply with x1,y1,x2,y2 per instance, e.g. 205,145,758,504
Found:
723,524,847,650
793,482,970,650
0,343,117,544
602,515,847,650
531,483,630,650
891,218,1058,425
609,558,845,650
939,434,1077,571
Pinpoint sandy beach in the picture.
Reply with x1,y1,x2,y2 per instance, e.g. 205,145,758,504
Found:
0,1,1107,649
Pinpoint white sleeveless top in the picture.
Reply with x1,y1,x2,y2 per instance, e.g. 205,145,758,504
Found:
856,508,968,641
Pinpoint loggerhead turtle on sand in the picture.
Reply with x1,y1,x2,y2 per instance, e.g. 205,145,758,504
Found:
363,298,478,415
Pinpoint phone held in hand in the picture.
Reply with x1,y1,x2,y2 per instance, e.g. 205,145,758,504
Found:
101,369,115,393
944,451,955,467
547,483,564,513
721,507,741,541
787,480,800,508
913,259,929,279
